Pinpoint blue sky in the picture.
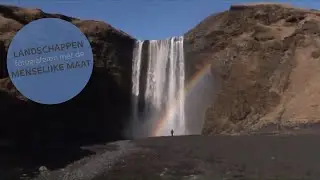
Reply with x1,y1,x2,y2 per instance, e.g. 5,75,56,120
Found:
1,0,320,40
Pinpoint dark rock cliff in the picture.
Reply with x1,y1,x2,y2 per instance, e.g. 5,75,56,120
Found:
0,4,135,147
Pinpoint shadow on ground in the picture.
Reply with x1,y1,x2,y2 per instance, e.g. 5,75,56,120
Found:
0,71,159,179
0,147,93,180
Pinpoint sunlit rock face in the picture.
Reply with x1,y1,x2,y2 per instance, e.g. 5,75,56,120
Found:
185,3,320,134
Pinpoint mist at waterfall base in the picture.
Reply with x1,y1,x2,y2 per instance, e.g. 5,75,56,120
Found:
126,36,216,138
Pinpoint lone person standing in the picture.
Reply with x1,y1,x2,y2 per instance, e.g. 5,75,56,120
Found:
171,129,174,136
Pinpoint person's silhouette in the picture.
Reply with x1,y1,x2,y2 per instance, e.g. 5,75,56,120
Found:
171,129,174,136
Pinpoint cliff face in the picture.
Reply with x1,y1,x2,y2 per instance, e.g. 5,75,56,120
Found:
2,3,320,143
0,5,135,147
184,3,320,134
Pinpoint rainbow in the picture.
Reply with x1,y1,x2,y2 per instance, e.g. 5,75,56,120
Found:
151,63,212,136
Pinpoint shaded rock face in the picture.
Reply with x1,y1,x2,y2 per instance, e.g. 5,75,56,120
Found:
0,4,135,147
184,4,320,134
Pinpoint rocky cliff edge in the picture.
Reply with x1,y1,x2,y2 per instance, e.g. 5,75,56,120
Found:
184,3,320,134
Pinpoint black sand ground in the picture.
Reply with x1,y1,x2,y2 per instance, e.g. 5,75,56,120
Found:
3,126,320,180
24,134,320,180
92,135,320,180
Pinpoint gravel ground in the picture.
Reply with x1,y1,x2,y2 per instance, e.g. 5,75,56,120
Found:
32,140,139,180
24,134,320,180
3,129,320,180
91,135,320,180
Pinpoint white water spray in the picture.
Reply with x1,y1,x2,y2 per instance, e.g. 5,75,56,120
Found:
131,36,186,137
131,40,144,122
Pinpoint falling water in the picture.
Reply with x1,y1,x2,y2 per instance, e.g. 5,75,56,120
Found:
131,36,186,137
177,36,185,135
131,40,144,122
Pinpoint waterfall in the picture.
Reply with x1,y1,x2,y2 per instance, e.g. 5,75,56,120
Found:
131,40,144,122
131,36,186,137
177,36,185,135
